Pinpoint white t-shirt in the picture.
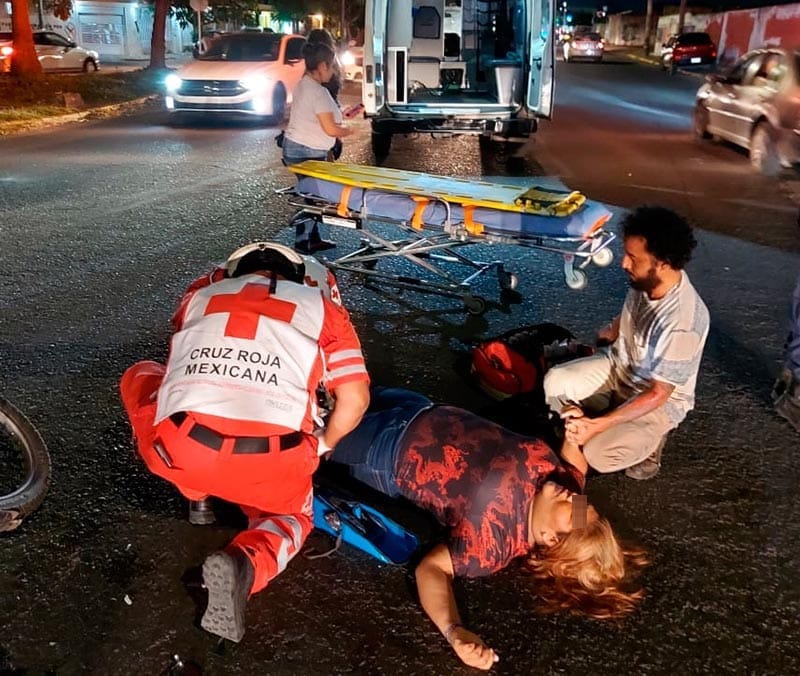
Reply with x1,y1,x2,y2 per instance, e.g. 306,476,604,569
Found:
286,74,342,151
611,271,710,425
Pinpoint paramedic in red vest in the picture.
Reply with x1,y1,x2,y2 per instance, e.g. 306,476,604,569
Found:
119,242,370,643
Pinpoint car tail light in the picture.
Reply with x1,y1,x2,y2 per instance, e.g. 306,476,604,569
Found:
711,49,717,58
0,46,12,57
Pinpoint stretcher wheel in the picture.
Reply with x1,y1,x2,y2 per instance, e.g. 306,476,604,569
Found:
591,248,613,268
565,269,588,290
498,270,519,291
464,295,487,316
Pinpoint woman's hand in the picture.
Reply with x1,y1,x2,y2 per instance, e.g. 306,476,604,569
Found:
449,626,499,671
565,415,607,446
559,404,585,420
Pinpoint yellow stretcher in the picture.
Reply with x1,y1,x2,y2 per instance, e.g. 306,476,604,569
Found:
279,161,616,315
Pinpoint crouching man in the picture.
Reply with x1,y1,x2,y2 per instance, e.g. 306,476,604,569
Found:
544,206,709,480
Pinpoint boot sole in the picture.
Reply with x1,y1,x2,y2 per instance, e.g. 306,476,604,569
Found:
201,552,247,642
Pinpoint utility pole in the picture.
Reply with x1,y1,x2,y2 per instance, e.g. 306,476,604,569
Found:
677,0,688,34
643,0,653,54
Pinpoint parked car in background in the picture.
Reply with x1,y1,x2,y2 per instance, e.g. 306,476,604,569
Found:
340,43,363,81
694,47,800,175
0,30,99,73
165,32,306,124
0,33,11,73
661,32,716,73
562,32,604,63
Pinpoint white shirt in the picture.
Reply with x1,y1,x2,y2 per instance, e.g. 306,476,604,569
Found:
286,74,342,151
612,271,710,425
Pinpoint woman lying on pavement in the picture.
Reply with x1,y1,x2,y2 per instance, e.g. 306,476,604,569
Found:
329,386,647,671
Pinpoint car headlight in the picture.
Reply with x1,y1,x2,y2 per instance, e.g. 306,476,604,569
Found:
341,50,356,66
240,75,270,91
165,74,182,91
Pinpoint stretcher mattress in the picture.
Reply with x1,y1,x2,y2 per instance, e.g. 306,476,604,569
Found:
295,175,611,239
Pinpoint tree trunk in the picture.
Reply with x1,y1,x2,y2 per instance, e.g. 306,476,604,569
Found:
149,0,169,70
10,0,43,78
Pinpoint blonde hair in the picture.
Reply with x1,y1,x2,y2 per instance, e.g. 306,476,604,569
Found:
525,517,648,620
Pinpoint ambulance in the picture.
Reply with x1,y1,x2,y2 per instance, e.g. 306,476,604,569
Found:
361,0,555,157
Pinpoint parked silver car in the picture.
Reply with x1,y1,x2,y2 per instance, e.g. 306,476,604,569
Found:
694,47,800,175
562,32,604,63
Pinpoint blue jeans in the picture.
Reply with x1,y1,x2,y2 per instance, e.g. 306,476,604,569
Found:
331,387,433,496
283,138,330,244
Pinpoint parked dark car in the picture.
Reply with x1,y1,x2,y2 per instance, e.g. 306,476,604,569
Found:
661,32,717,73
694,47,800,175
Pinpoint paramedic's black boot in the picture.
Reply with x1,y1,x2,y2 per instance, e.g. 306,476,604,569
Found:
189,499,216,526
201,548,255,643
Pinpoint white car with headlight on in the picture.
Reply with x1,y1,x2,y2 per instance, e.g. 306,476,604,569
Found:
340,44,363,81
165,32,306,123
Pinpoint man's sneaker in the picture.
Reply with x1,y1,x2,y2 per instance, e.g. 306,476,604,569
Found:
771,368,794,404
775,391,800,433
189,499,216,526
201,549,255,643
625,442,664,481
625,458,661,481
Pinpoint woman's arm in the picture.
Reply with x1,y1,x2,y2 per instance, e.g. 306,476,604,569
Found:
316,111,353,138
415,543,499,670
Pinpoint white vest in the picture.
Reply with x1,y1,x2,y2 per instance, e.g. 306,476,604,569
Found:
155,274,326,431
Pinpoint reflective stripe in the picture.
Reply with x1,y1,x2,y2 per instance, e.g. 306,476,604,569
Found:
328,349,365,364
252,515,305,574
328,364,369,380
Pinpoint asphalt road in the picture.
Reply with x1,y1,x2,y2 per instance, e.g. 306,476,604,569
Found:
0,54,799,675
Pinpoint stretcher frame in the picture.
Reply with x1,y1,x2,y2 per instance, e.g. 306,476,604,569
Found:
278,178,616,316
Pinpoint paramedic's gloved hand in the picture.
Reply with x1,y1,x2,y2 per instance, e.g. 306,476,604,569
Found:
449,626,500,671
314,430,334,458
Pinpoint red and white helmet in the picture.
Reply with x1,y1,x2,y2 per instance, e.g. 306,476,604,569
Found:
224,242,341,303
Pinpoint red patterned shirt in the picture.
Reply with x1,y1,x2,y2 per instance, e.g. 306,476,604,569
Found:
394,406,584,578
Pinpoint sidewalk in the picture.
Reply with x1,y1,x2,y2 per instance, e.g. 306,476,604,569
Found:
100,52,195,73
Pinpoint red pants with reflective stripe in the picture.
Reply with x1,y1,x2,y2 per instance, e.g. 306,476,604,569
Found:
119,360,314,593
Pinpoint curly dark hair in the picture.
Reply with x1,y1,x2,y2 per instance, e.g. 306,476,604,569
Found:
622,206,697,270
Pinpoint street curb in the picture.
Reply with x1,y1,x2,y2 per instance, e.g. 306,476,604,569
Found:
0,94,160,136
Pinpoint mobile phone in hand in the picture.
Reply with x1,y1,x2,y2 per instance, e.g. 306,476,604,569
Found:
343,103,365,118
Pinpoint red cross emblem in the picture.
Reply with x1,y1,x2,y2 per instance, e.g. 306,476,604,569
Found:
204,283,297,339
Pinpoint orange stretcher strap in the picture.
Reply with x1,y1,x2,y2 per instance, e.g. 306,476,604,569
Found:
583,211,612,238
463,206,485,235
337,186,353,217
410,196,429,231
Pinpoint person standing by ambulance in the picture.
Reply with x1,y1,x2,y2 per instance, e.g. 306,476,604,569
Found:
119,242,370,643
283,40,353,253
